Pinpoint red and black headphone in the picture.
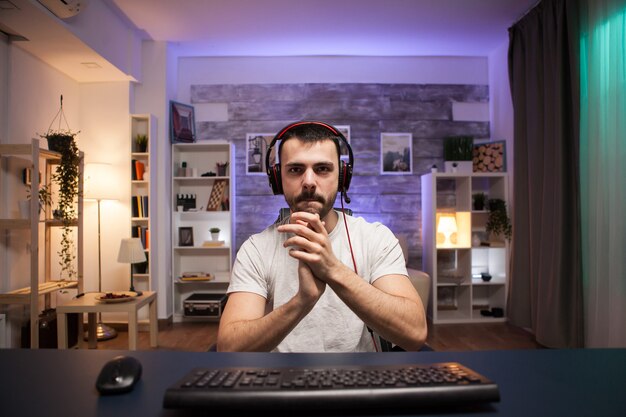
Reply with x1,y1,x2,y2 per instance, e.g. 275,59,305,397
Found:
266,121,354,203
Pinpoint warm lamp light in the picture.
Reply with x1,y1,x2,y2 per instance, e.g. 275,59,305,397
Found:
437,213,458,246
117,238,147,296
84,162,119,201
84,162,119,341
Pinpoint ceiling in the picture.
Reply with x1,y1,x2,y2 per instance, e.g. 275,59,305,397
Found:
111,0,538,57
0,0,538,82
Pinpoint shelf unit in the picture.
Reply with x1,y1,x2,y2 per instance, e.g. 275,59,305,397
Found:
0,139,84,347
421,172,509,324
130,114,156,292
171,142,235,321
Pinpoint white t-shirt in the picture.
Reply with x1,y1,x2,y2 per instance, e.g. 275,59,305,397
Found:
227,211,408,352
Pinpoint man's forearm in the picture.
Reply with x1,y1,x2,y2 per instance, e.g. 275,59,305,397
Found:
217,295,315,352
326,265,427,351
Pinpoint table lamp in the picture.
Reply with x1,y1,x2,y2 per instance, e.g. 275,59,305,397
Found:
84,162,119,341
117,238,147,296
437,213,458,246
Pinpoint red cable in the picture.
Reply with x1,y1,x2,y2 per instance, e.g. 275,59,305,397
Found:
340,194,358,275
340,192,379,351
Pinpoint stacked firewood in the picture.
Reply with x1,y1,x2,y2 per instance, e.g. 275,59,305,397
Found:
473,143,505,172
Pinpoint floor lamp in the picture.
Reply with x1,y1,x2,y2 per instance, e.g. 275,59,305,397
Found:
84,163,118,341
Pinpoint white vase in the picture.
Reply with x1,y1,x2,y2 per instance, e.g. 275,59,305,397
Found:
444,161,473,174
211,232,219,241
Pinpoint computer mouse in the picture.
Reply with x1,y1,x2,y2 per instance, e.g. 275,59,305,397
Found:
96,355,142,395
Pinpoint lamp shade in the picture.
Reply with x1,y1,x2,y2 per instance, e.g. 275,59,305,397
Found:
85,162,119,200
437,213,458,246
117,238,147,264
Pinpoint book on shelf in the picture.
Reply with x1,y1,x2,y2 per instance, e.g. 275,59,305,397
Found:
132,225,149,249
131,159,145,181
131,195,149,218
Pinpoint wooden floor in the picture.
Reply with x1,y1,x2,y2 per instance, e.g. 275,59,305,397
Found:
92,321,543,352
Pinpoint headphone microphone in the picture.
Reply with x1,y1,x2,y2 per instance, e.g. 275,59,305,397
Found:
343,191,351,204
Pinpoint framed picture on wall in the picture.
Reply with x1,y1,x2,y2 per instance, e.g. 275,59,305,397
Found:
170,101,196,143
380,132,412,175
472,140,506,172
178,227,194,247
246,133,273,175
334,125,351,160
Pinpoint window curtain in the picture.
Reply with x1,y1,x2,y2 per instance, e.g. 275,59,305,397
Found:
580,0,626,347
508,0,584,348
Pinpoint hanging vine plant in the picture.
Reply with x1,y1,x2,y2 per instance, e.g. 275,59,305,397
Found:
39,95,82,279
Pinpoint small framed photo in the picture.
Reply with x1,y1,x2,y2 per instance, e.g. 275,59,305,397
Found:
473,141,506,172
170,101,196,143
246,133,273,175
178,227,194,247
380,132,412,175
335,125,351,160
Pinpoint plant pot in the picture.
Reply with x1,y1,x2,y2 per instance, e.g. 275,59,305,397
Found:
47,135,73,153
444,161,473,173
211,232,220,241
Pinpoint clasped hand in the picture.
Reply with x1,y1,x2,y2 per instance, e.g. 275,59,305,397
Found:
277,211,341,284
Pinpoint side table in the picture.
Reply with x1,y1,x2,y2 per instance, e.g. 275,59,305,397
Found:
57,291,158,350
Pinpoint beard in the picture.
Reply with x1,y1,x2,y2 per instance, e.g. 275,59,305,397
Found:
286,189,337,219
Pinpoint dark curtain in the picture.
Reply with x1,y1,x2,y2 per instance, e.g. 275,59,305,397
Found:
507,0,583,348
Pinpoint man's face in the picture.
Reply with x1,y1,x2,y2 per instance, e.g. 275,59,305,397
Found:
280,138,339,219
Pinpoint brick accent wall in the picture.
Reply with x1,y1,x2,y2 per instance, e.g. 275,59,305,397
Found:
192,83,489,269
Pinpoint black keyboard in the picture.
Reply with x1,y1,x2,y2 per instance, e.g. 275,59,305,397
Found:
163,362,500,412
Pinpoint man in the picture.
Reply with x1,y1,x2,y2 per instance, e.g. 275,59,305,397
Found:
217,121,426,352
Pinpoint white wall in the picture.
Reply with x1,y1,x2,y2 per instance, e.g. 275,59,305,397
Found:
0,33,8,143
2,45,79,291
0,43,80,347
488,40,514,206
132,41,176,318
177,55,489,104
5,47,80,144
77,82,131,296
58,0,143,81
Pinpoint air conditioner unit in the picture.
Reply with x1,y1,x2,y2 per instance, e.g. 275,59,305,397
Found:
37,0,89,19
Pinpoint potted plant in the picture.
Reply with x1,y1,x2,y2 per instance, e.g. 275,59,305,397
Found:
39,129,82,279
216,162,229,177
472,192,487,211
135,134,148,153
210,227,220,241
443,135,473,173
486,198,512,241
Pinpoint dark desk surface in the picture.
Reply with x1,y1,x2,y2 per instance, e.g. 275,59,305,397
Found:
1,348,624,416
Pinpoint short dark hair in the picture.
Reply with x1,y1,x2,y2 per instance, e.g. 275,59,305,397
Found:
277,123,342,164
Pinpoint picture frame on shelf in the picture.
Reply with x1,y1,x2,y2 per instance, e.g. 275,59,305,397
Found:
178,227,194,247
473,140,506,172
380,132,412,175
170,101,196,143
334,125,351,160
246,133,272,175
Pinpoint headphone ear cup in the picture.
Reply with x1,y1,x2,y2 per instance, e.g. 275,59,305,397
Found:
338,161,345,192
339,160,353,193
269,164,283,195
